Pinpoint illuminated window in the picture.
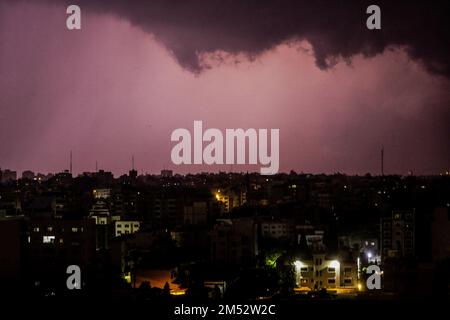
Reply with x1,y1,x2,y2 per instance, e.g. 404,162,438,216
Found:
43,236,55,244
59,238,64,244
47,227,53,232
33,227,40,232
71,227,78,233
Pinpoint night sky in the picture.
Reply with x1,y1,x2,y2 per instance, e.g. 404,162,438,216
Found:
0,0,449,175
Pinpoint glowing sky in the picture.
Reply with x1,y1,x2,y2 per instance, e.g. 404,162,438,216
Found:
0,1,449,175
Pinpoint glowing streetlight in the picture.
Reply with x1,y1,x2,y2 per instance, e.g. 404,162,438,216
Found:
329,260,340,269
294,260,304,269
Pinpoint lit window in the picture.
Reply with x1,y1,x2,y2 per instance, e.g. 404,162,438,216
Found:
33,227,40,232
59,238,64,244
43,236,55,244
71,227,78,233
47,227,53,232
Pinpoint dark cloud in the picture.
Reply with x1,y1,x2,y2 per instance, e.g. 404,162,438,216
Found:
4,0,449,76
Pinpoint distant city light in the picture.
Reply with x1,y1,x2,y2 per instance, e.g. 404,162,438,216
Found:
171,290,186,296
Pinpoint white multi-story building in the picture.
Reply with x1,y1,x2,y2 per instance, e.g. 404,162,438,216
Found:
184,201,208,225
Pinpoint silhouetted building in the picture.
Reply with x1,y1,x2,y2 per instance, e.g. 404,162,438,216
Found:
161,170,173,178
115,220,140,237
22,170,35,180
0,216,28,285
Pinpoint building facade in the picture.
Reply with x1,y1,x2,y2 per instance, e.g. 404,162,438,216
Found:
380,210,415,260
294,253,358,291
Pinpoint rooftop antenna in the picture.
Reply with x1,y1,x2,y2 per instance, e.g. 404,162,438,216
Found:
70,150,73,174
95,161,98,172
381,145,384,176
132,155,135,171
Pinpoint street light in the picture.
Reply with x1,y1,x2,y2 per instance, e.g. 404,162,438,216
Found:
294,260,304,269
